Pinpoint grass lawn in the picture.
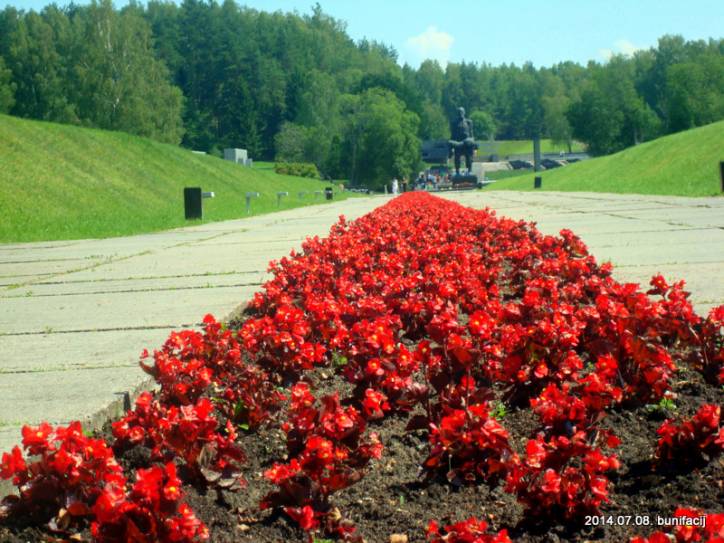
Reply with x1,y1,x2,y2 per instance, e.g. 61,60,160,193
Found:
479,138,586,157
485,120,724,197
483,169,532,181
0,115,361,243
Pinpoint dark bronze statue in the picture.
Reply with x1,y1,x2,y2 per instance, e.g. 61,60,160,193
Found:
449,107,477,175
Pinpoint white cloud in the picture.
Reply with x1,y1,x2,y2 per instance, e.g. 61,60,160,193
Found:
598,39,642,61
405,26,454,67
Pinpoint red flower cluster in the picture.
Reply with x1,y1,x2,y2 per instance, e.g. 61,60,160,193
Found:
0,423,207,542
695,305,724,385
113,393,245,488
423,403,512,484
140,316,227,406
427,516,512,543
141,315,285,429
92,462,208,543
0,421,123,527
505,431,620,520
262,383,382,535
630,507,724,542
239,304,326,376
656,404,724,465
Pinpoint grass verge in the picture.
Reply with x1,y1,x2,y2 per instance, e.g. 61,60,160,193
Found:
485,121,724,197
0,115,360,243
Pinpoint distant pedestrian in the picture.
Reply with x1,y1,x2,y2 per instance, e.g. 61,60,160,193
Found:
392,177,399,195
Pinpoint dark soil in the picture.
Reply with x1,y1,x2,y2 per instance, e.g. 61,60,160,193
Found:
1,358,722,543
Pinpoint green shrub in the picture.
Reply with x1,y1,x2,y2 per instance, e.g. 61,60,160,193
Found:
274,162,321,179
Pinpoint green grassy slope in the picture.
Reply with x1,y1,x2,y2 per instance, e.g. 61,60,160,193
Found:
0,115,355,243
487,121,724,196
482,139,586,156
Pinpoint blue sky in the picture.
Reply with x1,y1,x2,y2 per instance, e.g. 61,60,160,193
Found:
2,0,722,67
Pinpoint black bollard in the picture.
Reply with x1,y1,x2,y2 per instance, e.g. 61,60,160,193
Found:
184,187,202,219
534,176,542,189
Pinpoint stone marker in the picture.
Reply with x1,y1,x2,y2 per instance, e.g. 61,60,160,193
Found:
223,148,248,165
245,192,259,214
471,162,510,180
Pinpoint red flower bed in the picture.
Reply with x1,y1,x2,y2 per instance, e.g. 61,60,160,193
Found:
1,192,723,542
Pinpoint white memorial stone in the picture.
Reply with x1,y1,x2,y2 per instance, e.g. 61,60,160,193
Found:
224,148,249,165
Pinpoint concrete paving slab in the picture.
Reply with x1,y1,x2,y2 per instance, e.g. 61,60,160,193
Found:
0,240,83,252
0,327,179,373
0,273,263,298
0,367,147,426
513,217,666,235
567,228,721,246
0,284,259,334
0,273,58,286
592,241,723,267
63,253,273,282
611,262,724,305
0,232,210,262
199,237,309,248
0,259,102,277
615,209,724,229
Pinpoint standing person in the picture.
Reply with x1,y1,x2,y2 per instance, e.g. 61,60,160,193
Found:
416,172,425,190
392,177,399,195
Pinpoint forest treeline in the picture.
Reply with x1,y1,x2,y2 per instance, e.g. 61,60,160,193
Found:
0,0,722,188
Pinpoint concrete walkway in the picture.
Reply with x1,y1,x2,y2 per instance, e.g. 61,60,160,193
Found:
0,196,387,456
1,190,722,459
443,191,724,314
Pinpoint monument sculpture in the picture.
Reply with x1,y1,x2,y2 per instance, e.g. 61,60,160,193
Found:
420,107,482,190
448,107,478,177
